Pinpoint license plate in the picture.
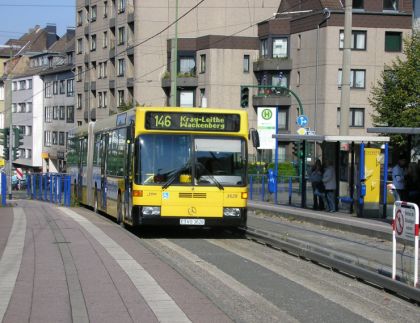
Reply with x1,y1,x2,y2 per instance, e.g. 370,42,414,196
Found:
180,219,205,225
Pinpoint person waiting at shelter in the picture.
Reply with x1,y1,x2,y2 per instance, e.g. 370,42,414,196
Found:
391,154,407,201
309,159,325,210
322,160,336,212
405,162,420,206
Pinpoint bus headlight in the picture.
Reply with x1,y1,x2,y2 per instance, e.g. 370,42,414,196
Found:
223,208,241,217
142,206,161,217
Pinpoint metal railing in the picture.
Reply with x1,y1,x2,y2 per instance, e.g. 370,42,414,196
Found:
26,173,71,207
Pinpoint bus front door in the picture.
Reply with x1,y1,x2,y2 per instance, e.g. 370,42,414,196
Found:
100,133,109,210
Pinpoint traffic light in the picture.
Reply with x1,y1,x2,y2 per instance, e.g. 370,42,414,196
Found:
13,127,24,148
240,87,249,108
3,147,9,160
292,142,298,157
0,128,10,148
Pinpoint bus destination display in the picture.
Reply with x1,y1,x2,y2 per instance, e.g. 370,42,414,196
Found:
145,112,240,132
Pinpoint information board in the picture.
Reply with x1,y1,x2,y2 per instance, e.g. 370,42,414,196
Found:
145,112,240,132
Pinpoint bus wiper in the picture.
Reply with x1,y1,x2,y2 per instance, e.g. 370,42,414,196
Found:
162,174,177,190
207,174,224,190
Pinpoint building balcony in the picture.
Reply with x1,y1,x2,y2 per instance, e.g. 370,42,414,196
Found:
253,57,292,72
126,45,134,56
109,47,116,59
84,108,96,122
127,78,134,88
252,87,292,107
127,12,134,24
109,18,115,28
161,73,198,88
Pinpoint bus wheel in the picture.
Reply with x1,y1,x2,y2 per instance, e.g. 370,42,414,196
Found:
117,193,123,225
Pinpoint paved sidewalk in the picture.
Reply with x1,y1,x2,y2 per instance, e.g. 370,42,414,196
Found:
0,200,231,323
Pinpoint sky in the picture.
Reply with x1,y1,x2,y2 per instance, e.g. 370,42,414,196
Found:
0,0,75,45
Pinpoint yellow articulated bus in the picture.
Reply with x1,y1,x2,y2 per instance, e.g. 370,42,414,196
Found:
67,107,249,228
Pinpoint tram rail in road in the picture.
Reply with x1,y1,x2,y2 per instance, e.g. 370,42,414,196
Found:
238,225,420,304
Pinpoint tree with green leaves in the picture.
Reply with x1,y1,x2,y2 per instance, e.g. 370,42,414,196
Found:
369,31,420,146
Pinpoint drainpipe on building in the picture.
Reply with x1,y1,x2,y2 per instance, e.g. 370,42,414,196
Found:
170,0,179,107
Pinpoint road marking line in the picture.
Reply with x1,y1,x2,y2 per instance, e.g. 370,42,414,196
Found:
0,208,26,322
58,207,191,323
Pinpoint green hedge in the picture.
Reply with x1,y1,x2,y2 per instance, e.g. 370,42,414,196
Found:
248,162,297,177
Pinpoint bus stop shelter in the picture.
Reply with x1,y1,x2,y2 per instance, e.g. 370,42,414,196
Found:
271,134,390,217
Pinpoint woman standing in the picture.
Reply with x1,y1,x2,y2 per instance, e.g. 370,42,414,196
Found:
309,159,325,210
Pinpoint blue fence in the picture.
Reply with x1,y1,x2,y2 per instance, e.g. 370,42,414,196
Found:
248,174,313,208
1,172,6,206
26,173,71,207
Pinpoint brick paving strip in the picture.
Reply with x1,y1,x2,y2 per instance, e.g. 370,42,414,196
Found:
58,207,191,323
44,212,90,323
0,208,26,322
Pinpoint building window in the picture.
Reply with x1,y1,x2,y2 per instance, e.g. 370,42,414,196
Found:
297,71,301,86
26,102,32,113
53,106,59,120
0,84,4,100
45,82,52,98
18,103,25,113
12,82,17,91
77,38,83,54
67,106,74,123
91,34,97,51
339,30,367,50
59,80,65,94
77,94,82,109
103,1,108,17
77,121,82,127
272,38,288,58
25,149,32,159
52,132,58,145
337,108,365,127
98,92,103,108
118,90,125,106
278,109,288,130
353,0,364,9
118,27,125,45
12,104,17,113
103,91,108,108
180,90,194,107
59,132,65,146
53,81,58,95
338,69,366,89
45,106,52,123
59,106,65,120
384,0,398,11
385,31,402,52
28,79,32,89
297,34,302,50
117,58,125,76
19,80,26,90
91,5,97,21
272,72,288,88
26,126,32,136
200,54,206,73
76,66,83,81
103,31,108,48
260,39,268,58
77,10,83,26
67,79,74,96
179,57,195,75
243,55,250,73
118,0,126,13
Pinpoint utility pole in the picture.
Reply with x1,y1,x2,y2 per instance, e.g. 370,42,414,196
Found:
339,0,352,135
170,0,179,107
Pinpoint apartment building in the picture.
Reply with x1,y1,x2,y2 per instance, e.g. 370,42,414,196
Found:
75,0,282,124
249,0,413,161
39,29,76,172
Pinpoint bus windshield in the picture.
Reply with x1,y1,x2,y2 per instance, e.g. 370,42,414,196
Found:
136,134,246,187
